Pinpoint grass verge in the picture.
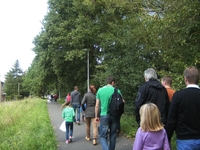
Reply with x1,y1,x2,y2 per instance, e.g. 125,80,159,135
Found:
0,98,57,150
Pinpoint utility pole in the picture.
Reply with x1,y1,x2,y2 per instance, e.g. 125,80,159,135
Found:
87,49,89,92
59,88,60,100
18,82,19,95
83,48,90,92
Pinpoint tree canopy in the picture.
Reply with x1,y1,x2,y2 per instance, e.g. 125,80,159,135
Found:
4,0,200,108
4,60,25,97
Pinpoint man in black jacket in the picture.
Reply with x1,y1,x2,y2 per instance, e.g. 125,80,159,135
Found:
166,66,200,149
135,68,170,126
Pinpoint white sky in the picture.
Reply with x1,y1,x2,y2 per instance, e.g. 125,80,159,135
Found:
0,0,48,82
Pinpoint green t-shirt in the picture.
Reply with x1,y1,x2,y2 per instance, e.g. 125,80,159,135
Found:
62,106,75,122
96,85,122,116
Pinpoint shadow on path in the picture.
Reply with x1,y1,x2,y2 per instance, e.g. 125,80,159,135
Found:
48,101,133,150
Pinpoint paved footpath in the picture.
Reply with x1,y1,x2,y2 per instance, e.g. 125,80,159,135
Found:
48,101,134,150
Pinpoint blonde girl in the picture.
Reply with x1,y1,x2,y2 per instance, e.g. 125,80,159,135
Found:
61,101,75,144
133,103,170,150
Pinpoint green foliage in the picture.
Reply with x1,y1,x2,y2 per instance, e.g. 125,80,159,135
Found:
19,0,200,105
0,99,57,150
5,96,12,101
4,60,28,97
14,95,23,100
121,114,138,138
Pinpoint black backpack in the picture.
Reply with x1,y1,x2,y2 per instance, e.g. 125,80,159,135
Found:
109,88,124,116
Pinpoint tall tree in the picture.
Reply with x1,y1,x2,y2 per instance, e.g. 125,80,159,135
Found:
4,60,24,97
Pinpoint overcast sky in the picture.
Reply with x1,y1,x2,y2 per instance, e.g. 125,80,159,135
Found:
0,0,48,82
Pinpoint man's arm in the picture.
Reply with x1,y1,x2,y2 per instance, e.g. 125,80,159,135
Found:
164,88,170,121
95,99,100,119
166,92,178,142
135,86,146,125
79,92,81,104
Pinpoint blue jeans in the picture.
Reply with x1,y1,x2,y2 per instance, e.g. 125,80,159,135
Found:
72,104,80,122
177,139,200,150
65,122,73,140
99,115,117,150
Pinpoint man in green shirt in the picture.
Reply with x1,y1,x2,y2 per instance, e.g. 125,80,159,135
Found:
95,76,122,150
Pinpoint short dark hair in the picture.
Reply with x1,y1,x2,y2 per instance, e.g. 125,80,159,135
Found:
162,76,172,85
74,86,78,90
106,76,115,84
184,66,200,84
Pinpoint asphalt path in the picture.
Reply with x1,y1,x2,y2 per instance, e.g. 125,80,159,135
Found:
48,101,134,150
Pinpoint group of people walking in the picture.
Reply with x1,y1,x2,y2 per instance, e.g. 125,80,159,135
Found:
61,77,124,149
134,66,200,150
47,94,58,102
61,66,200,150
61,85,100,145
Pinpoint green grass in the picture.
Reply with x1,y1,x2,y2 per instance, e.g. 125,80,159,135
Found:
0,98,57,150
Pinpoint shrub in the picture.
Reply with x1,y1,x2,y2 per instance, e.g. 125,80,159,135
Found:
5,96,12,101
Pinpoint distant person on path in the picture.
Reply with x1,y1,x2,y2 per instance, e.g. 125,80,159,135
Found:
135,68,170,126
47,95,51,102
54,94,58,102
70,86,81,125
61,101,75,144
166,66,200,149
51,94,54,102
133,103,170,150
81,85,99,145
95,76,123,150
66,93,71,102
161,76,175,102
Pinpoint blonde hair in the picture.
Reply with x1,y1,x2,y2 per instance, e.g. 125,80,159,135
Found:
60,101,70,110
140,103,163,132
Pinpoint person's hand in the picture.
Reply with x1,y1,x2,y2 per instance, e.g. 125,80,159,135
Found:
95,117,100,123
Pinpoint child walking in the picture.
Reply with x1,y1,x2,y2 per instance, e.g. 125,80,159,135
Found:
61,101,75,144
133,103,170,150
